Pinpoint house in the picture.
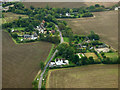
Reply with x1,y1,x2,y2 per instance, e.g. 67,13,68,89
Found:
31,33,38,40
66,12,71,17
51,30,55,34
49,58,69,67
94,47,110,53
24,34,31,39
21,39,23,41
114,7,120,10
11,29,14,32
60,13,62,16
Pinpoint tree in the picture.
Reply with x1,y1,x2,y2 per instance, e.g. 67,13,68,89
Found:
88,56,94,64
40,61,44,70
58,23,66,31
72,55,80,64
28,24,34,31
7,28,11,33
81,56,88,65
12,33,18,39
52,24,55,30
30,5,35,10
95,4,100,7
101,52,105,57
57,43,75,59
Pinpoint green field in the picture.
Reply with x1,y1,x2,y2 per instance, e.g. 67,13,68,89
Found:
105,52,118,58
46,64,118,88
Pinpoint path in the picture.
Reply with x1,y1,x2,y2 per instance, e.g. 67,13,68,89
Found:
38,25,64,89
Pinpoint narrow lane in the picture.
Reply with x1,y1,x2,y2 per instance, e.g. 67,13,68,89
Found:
38,25,64,89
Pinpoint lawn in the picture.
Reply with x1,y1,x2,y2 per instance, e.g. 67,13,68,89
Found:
12,27,25,31
63,37,69,43
2,31,52,88
85,52,98,60
46,64,118,88
105,52,118,58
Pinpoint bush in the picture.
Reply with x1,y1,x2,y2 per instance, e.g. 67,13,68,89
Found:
40,61,44,71
12,33,18,39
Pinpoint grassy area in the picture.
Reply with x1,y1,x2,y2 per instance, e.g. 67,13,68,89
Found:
46,64,118,88
63,37,69,43
105,52,118,58
44,44,55,65
85,52,98,60
12,27,25,31
2,31,52,88
2,12,28,24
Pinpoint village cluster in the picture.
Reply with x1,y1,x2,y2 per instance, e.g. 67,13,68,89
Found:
10,20,57,42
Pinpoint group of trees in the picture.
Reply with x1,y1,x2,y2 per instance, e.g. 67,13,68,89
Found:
39,33,60,44
87,4,105,12
88,31,100,40
56,43,101,65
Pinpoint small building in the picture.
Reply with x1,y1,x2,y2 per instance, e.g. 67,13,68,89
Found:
94,47,110,53
114,7,120,10
49,58,69,67
11,29,14,32
24,34,31,39
66,12,71,17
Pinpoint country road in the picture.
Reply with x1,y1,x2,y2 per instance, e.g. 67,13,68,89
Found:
38,25,64,89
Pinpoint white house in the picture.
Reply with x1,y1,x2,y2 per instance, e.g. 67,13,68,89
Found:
115,7,120,10
49,58,69,67
66,12,71,16
31,35,37,40
11,29,14,32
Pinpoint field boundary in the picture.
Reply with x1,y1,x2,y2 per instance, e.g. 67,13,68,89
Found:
44,44,55,65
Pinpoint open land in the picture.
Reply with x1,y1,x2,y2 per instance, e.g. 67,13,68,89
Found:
23,2,117,8
59,11,118,50
2,12,28,24
2,31,52,88
84,53,98,60
46,64,118,88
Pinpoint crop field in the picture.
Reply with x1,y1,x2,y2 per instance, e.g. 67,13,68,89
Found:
46,64,118,88
60,11,118,50
2,31,52,88
2,12,28,24
23,2,117,8
85,53,98,60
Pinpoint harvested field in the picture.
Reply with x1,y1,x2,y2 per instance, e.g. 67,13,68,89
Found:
46,64,118,88
2,31,52,88
2,12,28,24
60,11,118,50
84,53,98,59
23,2,117,8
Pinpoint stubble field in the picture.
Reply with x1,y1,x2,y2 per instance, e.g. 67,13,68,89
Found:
23,2,117,8
2,31,52,88
46,64,118,88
